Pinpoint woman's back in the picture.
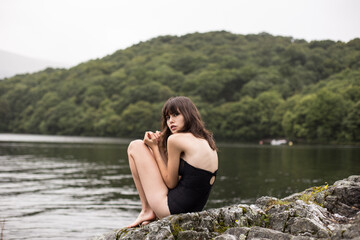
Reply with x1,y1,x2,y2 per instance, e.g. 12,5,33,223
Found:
170,132,218,173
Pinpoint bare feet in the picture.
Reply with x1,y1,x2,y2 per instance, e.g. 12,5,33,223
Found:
140,220,151,226
127,209,157,228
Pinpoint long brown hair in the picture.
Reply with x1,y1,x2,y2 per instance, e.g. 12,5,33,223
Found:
160,96,217,152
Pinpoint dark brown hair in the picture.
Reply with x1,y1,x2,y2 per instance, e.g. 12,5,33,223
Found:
160,96,217,152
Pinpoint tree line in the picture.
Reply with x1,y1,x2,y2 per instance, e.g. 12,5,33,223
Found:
0,31,359,144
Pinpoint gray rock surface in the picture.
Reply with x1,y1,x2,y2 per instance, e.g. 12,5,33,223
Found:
92,175,360,240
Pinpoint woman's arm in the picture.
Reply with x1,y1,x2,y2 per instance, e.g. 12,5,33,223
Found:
144,132,182,189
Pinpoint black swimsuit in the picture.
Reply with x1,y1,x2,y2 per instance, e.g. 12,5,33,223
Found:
167,158,217,214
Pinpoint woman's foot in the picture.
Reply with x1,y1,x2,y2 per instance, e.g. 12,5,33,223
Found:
127,209,157,228
140,220,151,226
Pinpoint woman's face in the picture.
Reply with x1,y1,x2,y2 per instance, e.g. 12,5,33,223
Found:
166,111,185,134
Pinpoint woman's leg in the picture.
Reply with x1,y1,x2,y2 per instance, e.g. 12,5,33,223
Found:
127,145,156,227
127,140,170,227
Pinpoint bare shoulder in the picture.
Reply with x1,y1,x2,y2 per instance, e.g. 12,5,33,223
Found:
167,133,195,148
168,133,190,142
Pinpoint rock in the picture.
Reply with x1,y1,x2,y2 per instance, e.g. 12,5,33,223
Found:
92,232,117,240
223,227,249,239
325,175,360,218
177,230,209,240
92,175,360,240
247,226,292,240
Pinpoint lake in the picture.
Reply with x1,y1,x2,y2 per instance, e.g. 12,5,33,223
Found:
0,134,359,240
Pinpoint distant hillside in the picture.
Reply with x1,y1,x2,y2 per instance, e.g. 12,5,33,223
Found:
0,31,359,143
0,50,69,79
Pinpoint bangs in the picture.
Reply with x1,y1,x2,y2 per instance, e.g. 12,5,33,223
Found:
163,100,180,117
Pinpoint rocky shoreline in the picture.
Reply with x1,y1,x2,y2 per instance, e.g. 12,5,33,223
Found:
93,175,360,240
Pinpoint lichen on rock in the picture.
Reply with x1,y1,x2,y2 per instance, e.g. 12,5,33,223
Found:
92,175,360,240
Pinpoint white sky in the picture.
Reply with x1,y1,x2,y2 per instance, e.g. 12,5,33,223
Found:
1,0,359,66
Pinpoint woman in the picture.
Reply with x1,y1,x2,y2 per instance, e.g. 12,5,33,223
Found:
127,96,218,228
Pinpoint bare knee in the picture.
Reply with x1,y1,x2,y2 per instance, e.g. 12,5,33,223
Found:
127,139,146,156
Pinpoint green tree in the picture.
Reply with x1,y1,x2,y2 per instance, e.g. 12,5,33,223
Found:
119,101,161,138
0,98,10,131
255,91,284,138
341,101,360,142
83,86,106,109
39,98,80,135
304,90,348,141
216,97,261,140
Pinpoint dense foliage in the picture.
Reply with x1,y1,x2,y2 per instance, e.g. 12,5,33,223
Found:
1,31,359,143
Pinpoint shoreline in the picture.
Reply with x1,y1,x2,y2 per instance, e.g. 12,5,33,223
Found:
0,133,358,148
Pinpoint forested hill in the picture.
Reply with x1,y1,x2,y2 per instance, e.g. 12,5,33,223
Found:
0,31,359,143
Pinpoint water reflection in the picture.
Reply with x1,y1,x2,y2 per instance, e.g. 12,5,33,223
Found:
209,144,360,208
0,137,359,240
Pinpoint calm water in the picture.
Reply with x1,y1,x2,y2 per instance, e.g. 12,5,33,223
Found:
0,134,359,240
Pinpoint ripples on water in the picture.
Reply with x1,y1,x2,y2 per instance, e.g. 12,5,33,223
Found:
1,135,359,240
0,141,138,240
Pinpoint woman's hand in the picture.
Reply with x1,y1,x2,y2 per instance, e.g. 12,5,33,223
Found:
154,131,162,144
144,131,161,148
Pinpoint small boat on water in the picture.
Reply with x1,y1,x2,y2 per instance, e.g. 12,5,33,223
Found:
270,139,287,145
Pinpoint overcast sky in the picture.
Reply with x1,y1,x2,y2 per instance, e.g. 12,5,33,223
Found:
1,0,359,66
